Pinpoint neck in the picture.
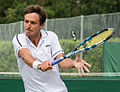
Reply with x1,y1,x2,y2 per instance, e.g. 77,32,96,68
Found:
29,32,42,47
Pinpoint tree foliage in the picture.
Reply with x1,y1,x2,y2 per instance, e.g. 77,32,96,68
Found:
0,0,120,24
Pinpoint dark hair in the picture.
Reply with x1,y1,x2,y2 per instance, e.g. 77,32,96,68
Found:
24,5,47,25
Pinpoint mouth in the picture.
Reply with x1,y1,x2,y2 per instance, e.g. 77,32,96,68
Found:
26,28,32,32
25,28,33,37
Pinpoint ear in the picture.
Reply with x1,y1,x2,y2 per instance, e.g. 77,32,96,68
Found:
40,23,45,29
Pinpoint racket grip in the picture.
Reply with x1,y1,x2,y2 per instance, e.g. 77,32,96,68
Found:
52,56,64,66
40,56,64,71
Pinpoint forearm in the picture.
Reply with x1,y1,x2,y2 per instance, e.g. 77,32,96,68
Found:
18,48,36,68
18,48,52,71
59,58,75,69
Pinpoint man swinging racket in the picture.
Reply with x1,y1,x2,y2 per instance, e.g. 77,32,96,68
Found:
12,5,92,92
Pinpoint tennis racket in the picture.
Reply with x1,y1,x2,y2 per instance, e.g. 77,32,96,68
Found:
52,28,115,65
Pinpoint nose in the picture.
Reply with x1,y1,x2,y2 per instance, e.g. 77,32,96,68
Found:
28,22,31,27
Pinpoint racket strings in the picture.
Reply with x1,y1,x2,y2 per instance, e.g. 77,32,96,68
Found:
83,29,113,47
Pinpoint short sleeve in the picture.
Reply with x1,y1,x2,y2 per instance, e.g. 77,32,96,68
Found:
12,33,27,57
50,32,64,59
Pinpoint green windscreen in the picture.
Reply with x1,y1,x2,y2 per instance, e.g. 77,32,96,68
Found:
103,41,120,72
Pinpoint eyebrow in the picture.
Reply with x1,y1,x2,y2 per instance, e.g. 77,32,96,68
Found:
24,19,39,22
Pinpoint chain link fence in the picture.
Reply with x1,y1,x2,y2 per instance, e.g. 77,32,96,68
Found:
0,12,120,73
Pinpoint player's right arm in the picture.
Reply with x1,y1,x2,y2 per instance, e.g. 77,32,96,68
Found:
18,48,52,71
12,34,36,67
18,48,36,68
12,34,52,71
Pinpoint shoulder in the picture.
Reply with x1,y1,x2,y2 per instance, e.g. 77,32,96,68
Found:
46,31,58,39
12,33,26,42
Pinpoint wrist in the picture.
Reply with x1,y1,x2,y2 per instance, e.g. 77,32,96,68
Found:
32,60,41,70
72,60,76,68
73,61,75,68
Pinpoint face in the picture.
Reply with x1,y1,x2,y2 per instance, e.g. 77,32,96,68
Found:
24,13,42,38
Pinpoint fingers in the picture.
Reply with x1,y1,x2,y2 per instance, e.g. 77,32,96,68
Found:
76,53,92,68
78,66,90,77
82,59,92,68
81,68,85,76
77,60,91,76
83,65,91,74
78,68,82,76
39,60,52,72
78,67,85,76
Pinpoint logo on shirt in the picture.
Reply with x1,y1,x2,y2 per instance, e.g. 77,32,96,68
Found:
46,45,50,47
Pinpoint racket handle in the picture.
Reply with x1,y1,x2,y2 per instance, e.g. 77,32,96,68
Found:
40,56,64,71
52,56,64,66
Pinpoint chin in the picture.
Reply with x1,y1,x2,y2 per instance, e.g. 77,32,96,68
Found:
25,33,30,37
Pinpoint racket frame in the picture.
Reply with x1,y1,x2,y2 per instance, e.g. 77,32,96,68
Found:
52,28,115,65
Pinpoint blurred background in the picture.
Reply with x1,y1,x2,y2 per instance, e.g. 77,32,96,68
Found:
0,0,120,92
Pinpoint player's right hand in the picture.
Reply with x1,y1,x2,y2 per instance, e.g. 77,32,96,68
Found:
38,60,52,72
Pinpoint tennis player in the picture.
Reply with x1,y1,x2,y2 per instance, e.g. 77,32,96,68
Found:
12,5,92,92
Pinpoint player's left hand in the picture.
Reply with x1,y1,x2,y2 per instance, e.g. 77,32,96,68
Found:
73,53,92,76
38,60,52,72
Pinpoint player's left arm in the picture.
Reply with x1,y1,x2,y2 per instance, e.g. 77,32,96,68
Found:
57,53,92,76
57,53,74,69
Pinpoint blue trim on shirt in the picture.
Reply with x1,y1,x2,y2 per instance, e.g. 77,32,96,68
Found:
52,50,64,58
16,34,22,47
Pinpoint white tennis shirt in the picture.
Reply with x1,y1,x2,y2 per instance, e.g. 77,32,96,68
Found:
12,30,68,92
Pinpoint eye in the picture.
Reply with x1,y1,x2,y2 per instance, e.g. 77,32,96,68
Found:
31,21,36,25
24,20,29,24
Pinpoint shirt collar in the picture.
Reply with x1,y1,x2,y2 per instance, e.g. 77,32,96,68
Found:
24,30,48,48
40,30,48,39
